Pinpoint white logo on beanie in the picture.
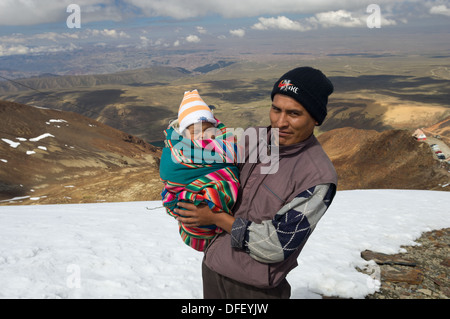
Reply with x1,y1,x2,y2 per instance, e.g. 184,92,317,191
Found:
278,79,299,94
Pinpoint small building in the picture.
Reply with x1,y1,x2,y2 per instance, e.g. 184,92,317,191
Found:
412,129,427,141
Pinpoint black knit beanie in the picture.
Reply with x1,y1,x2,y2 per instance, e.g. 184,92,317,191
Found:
271,66,334,126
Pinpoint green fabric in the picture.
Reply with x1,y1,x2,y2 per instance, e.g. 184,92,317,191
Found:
159,126,239,185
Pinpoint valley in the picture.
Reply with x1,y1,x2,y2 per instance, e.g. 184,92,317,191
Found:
1,55,449,143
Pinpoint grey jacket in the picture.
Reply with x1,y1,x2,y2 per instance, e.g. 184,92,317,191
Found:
203,127,338,288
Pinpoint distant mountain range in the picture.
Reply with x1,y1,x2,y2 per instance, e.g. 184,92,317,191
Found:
0,66,192,93
1,62,449,144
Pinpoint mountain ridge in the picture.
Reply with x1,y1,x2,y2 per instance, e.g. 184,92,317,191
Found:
0,99,162,205
0,66,192,93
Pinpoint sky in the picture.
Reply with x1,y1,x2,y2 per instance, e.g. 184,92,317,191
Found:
0,0,449,71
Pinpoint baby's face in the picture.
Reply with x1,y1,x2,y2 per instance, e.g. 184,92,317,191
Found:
185,122,216,140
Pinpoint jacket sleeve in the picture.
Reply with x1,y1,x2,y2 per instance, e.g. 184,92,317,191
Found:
230,183,336,263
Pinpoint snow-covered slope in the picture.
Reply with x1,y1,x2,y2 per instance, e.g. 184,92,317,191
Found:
0,190,448,299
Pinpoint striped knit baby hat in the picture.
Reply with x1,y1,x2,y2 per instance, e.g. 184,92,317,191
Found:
178,89,217,133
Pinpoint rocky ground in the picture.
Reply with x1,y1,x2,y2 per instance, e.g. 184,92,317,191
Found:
363,228,449,299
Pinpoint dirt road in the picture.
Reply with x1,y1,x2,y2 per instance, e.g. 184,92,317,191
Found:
421,132,450,161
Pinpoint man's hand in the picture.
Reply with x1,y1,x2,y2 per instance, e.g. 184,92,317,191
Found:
175,202,235,233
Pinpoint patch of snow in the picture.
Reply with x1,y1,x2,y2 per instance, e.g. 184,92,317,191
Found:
0,196,30,203
29,133,55,142
31,105,50,110
49,119,67,123
1,138,20,148
30,196,47,201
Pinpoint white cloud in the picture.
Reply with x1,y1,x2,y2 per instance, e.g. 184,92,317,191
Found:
314,9,398,28
196,26,207,34
0,32,80,46
0,0,437,34
312,10,365,28
0,34,27,44
35,32,80,42
251,9,398,32
430,4,450,17
89,29,130,38
0,0,404,25
186,34,201,43
252,16,313,32
153,39,163,46
139,36,152,47
127,0,395,20
0,27,133,56
229,28,246,37
0,43,78,57
0,44,30,56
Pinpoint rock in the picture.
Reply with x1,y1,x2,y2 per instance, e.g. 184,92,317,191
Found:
381,266,424,285
361,250,416,266
365,228,449,299
417,289,432,296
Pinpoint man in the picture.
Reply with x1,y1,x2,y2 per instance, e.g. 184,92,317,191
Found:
175,66,338,298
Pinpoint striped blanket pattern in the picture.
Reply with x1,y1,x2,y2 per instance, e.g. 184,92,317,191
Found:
160,121,240,251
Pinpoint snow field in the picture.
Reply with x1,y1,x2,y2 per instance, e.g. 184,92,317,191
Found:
0,189,448,299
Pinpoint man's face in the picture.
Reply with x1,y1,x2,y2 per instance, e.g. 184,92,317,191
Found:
270,94,318,146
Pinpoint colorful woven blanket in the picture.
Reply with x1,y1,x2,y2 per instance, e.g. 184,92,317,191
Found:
160,121,240,251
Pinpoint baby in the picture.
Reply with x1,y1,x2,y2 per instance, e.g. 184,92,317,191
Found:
159,90,240,252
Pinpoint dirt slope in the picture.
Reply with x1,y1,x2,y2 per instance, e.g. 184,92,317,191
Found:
0,100,162,205
318,127,449,191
